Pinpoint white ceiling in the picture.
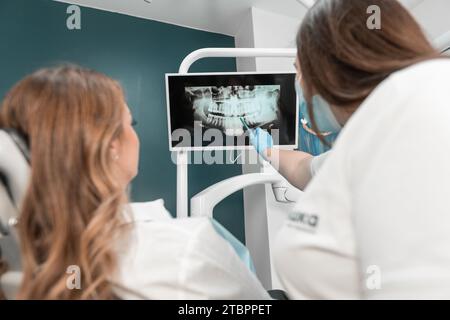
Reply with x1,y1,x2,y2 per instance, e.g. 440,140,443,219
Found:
55,0,429,37
55,0,310,36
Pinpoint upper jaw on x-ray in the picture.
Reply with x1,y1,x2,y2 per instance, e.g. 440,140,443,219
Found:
186,85,280,136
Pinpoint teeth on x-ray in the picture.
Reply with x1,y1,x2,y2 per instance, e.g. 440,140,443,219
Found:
186,85,280,136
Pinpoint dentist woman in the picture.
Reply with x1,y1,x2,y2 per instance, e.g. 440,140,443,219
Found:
252,0,450,299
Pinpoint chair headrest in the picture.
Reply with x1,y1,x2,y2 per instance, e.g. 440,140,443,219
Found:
0,129,30,237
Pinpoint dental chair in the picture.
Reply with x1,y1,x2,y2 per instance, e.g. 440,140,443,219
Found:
0,129,30,299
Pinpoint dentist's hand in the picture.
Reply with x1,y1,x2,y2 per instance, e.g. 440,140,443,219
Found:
249,128,273,161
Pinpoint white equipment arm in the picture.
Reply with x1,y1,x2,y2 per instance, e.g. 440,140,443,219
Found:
176,47,297,218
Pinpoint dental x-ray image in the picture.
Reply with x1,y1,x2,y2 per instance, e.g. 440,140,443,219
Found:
186,85,280,137
166,72,298,150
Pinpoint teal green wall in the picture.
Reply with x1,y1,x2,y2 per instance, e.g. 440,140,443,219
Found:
0,0,246,242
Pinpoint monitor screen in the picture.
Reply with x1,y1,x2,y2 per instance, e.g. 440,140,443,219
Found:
165,72,298,151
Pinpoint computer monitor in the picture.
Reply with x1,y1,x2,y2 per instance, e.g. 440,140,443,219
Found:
165,72,298,151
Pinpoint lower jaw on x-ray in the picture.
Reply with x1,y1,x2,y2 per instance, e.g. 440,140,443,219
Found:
188,85,280,137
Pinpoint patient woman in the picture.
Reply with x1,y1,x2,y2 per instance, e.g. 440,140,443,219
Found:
0,65,269,300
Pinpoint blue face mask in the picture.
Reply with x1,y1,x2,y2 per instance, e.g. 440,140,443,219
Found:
295,79,342,134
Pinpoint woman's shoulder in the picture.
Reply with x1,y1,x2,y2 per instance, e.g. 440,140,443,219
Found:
115,202,220,298
123,200,214,237
123,200,216,253
394,58,450,79
114,202,268,299
384,57,450,99
336,58,450,144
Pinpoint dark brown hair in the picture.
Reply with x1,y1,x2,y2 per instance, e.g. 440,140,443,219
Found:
297,0,439,137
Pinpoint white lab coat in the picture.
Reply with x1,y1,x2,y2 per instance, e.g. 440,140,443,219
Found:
113,200,270,300
274,59,450,299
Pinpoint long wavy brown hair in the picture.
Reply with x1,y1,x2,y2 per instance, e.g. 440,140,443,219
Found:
0,65,130,299
297,0,440,139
